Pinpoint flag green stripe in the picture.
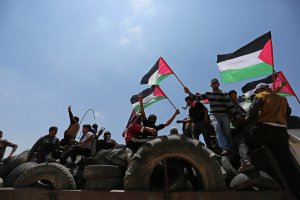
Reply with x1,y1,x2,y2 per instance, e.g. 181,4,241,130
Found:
220,63,273,83
155,74,171,85
134,96,166,112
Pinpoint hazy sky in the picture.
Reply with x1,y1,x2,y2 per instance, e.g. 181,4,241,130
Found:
1,0,299,155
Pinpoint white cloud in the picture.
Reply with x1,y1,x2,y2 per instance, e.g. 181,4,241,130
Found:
131,0,155,15
128,26,143,35
119,37,130,45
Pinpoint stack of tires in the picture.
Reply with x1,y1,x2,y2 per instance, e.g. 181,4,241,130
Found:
0,150,76,190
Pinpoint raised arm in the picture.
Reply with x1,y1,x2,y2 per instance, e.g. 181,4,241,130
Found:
68,105,76,124
138,93,147,120
164,109,180,127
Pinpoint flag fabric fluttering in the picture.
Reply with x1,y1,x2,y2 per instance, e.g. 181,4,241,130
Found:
241,71,296,97
217,31,273,83
130,85,167,112
140,57,173,85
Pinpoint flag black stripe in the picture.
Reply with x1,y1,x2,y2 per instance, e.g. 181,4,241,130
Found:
217,31,271,63
140,59,159,84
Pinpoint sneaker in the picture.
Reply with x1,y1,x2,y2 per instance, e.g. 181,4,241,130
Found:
238,160,255,173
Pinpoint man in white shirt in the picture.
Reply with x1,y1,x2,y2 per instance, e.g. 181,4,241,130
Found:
59,124,94,165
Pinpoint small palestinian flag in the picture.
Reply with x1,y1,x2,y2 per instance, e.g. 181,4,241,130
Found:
140,57,173,85
241,71,296,97
130,86,167,112
217,31,273,83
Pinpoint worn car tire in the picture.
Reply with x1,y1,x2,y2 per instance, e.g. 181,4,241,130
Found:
83,165,124,180
0,150,29,177
13,163,76,190
230,170,281,190
93,148,132,169
85,178,123,190
124,135,227,191
4,162,38,187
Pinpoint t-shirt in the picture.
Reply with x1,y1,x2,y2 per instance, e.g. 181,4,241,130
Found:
188,101,206,123
80,132,94,150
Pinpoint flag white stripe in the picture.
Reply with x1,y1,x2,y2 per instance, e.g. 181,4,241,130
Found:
132,94,156,108
218,50,263,71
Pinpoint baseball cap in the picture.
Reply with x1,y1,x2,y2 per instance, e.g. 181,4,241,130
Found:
254,83,269,93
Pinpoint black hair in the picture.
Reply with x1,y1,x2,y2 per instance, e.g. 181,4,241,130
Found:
83,124,91,130
74,116,79,122
185,96,193,101
49,126,58,132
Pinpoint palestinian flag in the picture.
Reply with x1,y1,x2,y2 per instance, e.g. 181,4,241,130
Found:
140,57,173,85
130,86,167,112
241,71,296,97
217,31,273,83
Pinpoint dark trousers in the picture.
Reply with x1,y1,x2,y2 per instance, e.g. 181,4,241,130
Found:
241,123,300,197
60,145,91,164
191,121,212,149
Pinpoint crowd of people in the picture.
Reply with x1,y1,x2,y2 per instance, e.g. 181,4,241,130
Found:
1,77,299,197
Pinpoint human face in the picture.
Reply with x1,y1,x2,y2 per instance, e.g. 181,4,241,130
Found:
230,93,237,101
210,81,220,90
49,129,57,137
104,133,111,140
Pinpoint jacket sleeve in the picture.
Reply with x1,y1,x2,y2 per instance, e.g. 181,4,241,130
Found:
247,96,263,123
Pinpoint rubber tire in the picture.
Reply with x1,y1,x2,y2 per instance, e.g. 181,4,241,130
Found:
85,178,123,190
124,135,227,191
149,159,188,191
13,163,76,190
93,148,131,169
220,156,238,182
83,165,124,180
230,170,281,190
4,162,38,187
0,150,29,177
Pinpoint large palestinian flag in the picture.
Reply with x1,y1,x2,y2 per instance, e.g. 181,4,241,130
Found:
140,57,173,85
217,31,273,83
130,86,167,112
241,71,296,97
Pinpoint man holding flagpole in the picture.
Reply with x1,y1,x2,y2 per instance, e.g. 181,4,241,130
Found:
138,93,180,139
184,78,242,155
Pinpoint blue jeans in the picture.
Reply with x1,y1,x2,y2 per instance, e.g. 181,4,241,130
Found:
210,113,233,152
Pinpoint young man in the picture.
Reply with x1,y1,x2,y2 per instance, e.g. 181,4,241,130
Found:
138,93,180,139
125,113,157,151
27,126,60,163
60,105,80,147
238,83,300,198
184,78,241,155
0,130,18,162
60,124,94,165
96,131,117,151
184,96,212,148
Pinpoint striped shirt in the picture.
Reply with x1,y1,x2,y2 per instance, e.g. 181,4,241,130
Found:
196,90,241,119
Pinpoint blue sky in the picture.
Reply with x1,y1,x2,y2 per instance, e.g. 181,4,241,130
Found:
1,0,299,155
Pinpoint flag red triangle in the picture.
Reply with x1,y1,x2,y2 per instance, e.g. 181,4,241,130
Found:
153,85,167,97
274,71,296,96
258,39,273,66
158,57,173,75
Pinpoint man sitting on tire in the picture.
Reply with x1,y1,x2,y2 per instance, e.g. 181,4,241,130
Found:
0,130,18,162
59,124,94,165
27,126,60,163
124,113,157,152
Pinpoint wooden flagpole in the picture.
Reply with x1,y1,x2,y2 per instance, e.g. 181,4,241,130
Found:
158,86,177,110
